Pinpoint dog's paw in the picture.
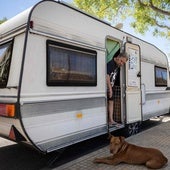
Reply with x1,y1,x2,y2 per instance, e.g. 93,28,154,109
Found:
93,158,102,163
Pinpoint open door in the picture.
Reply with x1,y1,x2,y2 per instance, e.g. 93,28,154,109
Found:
125,43,142,124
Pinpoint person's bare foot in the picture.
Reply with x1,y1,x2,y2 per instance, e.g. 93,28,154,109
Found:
109,121,117,125
109,121,121,127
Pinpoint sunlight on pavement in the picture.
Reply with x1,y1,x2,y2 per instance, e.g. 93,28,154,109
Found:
0,137,16,147
162,116,170,122
150,115,170,123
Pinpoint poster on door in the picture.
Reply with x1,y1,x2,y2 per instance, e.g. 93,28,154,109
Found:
128,48,139,87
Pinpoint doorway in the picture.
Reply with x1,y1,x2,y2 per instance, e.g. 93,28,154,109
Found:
106,38,123,127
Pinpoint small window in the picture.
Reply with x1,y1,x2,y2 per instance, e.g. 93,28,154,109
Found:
0,41,13,88
47,41,97,86
155,66,167,86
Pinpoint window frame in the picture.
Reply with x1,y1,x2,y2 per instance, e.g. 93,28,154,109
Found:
154,66,167,87
46,40,97,86
0,40,13,88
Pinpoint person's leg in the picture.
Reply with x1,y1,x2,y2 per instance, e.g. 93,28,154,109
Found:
108,100,114,124
108,100,120,126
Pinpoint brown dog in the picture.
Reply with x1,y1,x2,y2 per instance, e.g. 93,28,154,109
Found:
93,136,168,169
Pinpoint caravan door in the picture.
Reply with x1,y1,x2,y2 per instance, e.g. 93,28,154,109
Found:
125,43,142,123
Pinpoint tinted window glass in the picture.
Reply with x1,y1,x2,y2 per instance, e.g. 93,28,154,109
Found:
47,41,97,86
0,41,13,87
155,66,167,86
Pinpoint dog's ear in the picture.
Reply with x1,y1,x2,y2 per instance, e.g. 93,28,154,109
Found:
115,137,121,144
119,136,125,142
107,132,113,140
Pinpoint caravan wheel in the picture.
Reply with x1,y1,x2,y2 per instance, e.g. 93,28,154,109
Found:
125,122,141,137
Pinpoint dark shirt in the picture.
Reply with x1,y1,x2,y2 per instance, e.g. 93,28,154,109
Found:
107,59,119,87
107,59,117,75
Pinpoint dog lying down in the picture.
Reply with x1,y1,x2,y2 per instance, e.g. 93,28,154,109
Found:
93,136,168,169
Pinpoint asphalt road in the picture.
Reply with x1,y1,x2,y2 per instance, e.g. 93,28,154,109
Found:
0,115,168,170
0,138,47,170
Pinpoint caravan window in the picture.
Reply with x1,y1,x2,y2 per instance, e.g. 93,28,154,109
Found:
155,66,167,86
0,41,13,88
47,41,97,86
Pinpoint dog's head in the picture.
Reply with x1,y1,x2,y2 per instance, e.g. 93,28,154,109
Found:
110,136,125,155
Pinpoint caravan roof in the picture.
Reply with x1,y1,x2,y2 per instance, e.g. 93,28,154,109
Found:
0,8,32,39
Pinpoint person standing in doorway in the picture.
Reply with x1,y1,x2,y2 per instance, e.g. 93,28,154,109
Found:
107,51,128,126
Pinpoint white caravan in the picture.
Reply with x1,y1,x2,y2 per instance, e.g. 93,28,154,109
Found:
0,0,169,153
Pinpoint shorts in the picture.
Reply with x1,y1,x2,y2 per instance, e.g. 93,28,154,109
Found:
107,87,116,101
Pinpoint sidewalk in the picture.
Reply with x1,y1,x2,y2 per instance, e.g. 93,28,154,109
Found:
55,116,170,170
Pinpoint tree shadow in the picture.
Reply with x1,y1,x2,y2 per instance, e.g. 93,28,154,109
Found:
0,143,47,170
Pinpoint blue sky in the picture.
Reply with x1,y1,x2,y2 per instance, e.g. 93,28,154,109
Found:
0,0,169,63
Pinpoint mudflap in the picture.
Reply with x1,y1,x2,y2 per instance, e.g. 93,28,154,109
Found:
124,122,141,137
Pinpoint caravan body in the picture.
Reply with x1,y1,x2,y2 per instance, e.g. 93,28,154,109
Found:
0,0,169,153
